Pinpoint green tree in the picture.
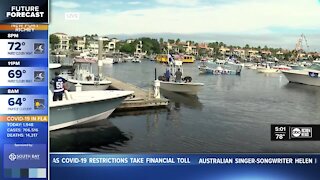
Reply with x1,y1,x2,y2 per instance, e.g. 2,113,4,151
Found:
159,38,164,44
168,39,175,44
263,45,268,51
218,42,225,47
119,43,135,54
138,37,161,55
257,46,261,51
176,38,180,44
49,34,60,50
69,37,78,50
244,44,250,49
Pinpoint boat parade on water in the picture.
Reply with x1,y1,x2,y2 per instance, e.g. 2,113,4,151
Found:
49,32,320,153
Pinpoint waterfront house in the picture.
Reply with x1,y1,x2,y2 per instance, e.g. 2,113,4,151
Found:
233,48,246,58
219,46,231,56
104,38,119,53
246,49,259,58
70,36,86,50
53,32,69,50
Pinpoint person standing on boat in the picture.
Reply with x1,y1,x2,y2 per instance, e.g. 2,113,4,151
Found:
175,68,182,83
165,68,171,81
51,71,67,101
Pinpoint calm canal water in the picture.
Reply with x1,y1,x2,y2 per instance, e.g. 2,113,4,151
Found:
50,60,320,153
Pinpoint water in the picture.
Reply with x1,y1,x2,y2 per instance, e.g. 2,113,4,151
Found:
50,60,320,153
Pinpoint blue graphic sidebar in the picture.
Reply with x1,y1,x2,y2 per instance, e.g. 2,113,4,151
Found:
0,24,48,179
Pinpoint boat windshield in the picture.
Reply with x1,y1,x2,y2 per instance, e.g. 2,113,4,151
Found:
309,64,320,71
290,66,304,70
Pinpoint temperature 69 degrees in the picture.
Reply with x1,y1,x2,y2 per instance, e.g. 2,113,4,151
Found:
8,69,26,78
8,41,26,51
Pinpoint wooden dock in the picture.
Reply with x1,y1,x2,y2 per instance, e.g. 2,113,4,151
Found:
106,77,169,111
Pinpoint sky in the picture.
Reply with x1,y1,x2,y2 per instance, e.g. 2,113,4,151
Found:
50,0,320,50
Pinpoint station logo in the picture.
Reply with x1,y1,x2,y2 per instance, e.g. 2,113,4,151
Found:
9,153,17,161
34,43,45,54
291,127,312,139
8,153,40,162
34,71,45,82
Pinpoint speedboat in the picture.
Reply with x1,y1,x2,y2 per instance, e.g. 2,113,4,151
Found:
159,60,204,95
132,58,141,63
198,64,241,75
257,67,280,73
66,57,112,91
101,57,114,65
49,63,133,131
257,62,280,73
50,90,133,131
273,65,292,71
159,81,204,95
244,63,253,69
281,64,320,86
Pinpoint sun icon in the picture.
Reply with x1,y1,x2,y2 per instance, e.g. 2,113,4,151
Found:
35,101,41,107
34,99,45,110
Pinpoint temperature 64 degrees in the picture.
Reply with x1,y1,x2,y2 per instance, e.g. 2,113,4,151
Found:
8,70,26,78
8,98,26,106
8,42,25,51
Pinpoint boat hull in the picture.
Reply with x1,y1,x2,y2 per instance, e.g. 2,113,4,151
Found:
49,91,130,131
198,66,239,75
49,95,127,131
282,71,320,86
159,81,203,95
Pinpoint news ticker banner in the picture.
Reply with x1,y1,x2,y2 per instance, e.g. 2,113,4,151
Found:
50,153,320,179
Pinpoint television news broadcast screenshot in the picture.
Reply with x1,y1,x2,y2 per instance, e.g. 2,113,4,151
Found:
0,0,320,179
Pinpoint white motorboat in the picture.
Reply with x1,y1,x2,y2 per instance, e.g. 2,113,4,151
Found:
159,60,204,95
273,65,292,71
198,64,241,75
101,57,114,65
257,67,280,73
50,90,133,131
66,58,112,91
132,58,141,63
49,63,133,131
257,62,280,73
159,81,204,95
244,63,253,68
282,64,320,86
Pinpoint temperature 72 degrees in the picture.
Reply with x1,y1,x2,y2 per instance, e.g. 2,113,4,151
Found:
8,42,25,51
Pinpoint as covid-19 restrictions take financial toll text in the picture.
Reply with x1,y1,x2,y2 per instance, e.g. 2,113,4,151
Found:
51,155,318,167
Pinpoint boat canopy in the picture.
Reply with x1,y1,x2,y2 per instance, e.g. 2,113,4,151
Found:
73,57,97,64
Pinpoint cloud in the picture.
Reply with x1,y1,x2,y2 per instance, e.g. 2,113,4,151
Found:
156,0,199,6
128,1,142,5
52,1,80,9
49,0,320,49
